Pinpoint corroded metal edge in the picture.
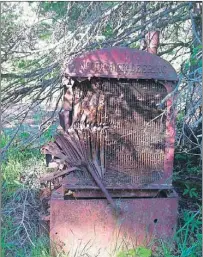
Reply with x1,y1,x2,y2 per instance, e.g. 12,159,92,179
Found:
65,47,178,81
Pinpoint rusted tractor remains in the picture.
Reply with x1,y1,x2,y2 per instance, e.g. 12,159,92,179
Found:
40,39,178,256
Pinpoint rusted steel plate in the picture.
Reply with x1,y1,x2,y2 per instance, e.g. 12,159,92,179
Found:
50,195,178,257
65,47,178,81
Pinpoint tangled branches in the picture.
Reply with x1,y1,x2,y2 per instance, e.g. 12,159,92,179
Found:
2,188,42,256
175,69,202,156
1,2,195,110
1,2,202,154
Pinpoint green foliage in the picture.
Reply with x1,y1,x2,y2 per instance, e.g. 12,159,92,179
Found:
183,184,198,198
176,111,185,123
20,131,30,140
40,2,68,18
174,152,201,176
1,130,48,257
1,131,42,192
117,247,152,257
102,23,114,38
43,127,53,141
2,213,51,257
129,42,140,49
155,209,202,257
13,58,42,73
182,210,202,234
184,44,202,71
33,113,42,123
39,124,57,145
30,236,52,257
39,31,52,40
1,147,41,200
175,153,187,161
1,216,17,257
186,165,201,174
39,1,84,33
175,210,202,257
0,133,9,148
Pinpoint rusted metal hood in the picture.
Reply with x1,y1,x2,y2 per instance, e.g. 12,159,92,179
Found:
64,47,178,81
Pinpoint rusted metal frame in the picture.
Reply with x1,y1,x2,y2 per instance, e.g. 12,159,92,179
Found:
62,183,174,191
63,190,160,199
64,189,177,200
62,186,177,199
156,81,176,186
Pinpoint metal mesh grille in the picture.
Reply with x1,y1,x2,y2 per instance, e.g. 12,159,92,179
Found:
72,79,167,186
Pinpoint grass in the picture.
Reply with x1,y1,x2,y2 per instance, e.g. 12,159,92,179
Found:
29,237,52,257
1,131,48,257
154,209,202,257
1,130,202,257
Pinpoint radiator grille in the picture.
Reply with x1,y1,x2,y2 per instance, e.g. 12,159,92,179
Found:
72,79,167,186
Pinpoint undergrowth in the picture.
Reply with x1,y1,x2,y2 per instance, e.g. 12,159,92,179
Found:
1,130,202,257
1,131,48,257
